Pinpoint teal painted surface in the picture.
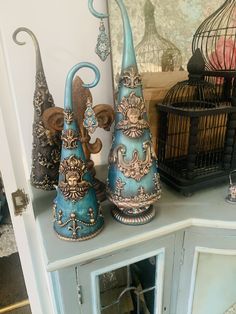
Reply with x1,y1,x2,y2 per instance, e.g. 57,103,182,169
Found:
105,0,160,222
192,253,236,314
53,62,104,241
115,0,137,70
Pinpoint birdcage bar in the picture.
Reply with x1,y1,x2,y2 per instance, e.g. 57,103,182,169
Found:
157,103,236,193
136,0,182,72
192,0,236,71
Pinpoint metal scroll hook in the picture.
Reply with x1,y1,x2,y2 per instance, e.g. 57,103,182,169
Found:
12,27,44,75
88,0,110,61
88,0,108,19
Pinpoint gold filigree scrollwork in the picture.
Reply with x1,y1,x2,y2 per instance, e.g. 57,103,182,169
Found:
31,173,57,190
61,129,79,149
34,90,43,116
64,109,74,124
109,141,155,181
57,210,63,225
88,208,95,224
37,149,60,169
52,203,56,220
33,121,58,147
34,71,54,116
153,173,161,193
58,155,91,202
35,71,47,88
114,178,126,197
68,213,81,239
51,149,61,164
54,208,102,239
119,66,142,89
116,92,149,138
107,178,160,209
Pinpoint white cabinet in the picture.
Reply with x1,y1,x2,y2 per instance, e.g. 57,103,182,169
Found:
176,227,236,314
31,177,236,314
34,185,179,314
2,120,236,314
1,1,236,313
52,234,175,314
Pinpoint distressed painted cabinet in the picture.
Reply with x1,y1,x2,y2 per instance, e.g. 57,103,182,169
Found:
34,186,177,314
33,177,236,314
176,227,236,314
53,234,175,314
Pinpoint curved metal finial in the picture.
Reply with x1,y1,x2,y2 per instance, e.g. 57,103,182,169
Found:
88,0,108,19
64,62,100,111
12,27,44,72
114,0,137,70
88,0,137,69
13,27,39,47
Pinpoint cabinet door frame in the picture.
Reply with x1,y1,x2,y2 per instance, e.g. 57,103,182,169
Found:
176,226,236,314
0,31,55,314
90,248,164,314
77,233,176,314
188,246,236,314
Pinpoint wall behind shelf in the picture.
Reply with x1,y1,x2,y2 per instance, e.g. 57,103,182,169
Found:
0,0,114,179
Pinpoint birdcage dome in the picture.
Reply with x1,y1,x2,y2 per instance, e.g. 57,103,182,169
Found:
192,0,236,71
163,49,220,110
135,0,182,72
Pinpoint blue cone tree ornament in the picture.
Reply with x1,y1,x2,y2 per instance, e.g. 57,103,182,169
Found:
88,0,161,225
53,62,104,241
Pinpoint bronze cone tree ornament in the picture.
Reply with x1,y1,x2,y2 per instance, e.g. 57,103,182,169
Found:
13,27,61,190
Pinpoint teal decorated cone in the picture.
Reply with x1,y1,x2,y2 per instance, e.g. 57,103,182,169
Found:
88,0,161,225
53,62,104,241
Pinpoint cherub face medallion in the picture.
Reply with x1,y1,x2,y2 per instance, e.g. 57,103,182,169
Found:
116,92,149,138
58,155,91,202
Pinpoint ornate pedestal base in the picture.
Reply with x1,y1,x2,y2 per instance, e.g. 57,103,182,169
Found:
111,205,155,225
225,194,236,204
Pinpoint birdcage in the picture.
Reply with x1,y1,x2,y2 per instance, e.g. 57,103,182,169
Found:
156,50,236,195
192,0,236,72
135,0,182,73
192,0,236,120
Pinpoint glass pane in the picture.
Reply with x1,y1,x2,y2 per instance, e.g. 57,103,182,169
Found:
99,256,157,314
192,252,236,314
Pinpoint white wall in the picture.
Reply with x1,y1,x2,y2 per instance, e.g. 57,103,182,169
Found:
0,0,114,179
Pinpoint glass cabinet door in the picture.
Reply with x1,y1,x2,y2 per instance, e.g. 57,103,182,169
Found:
75,234,175,314
176,227,236,314
98,255,159,314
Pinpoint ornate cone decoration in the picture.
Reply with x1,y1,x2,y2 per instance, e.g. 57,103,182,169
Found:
88,0,161,225
53,62,104,241
13,28,61,190
42,76,115,202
